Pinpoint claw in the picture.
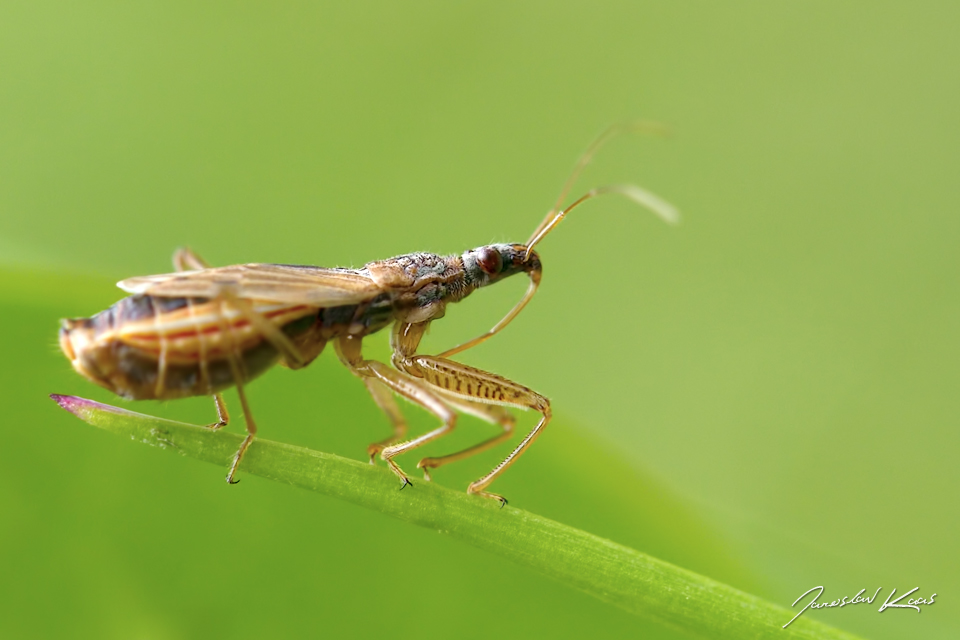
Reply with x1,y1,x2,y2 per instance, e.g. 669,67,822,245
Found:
468,487,508,508
399,476,413,491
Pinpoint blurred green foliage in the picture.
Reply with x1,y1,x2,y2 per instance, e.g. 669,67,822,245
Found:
1,2,957,639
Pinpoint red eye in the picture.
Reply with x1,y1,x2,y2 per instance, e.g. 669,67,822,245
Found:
477,247,502,275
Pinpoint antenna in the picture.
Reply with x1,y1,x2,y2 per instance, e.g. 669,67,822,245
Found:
524,121,679,260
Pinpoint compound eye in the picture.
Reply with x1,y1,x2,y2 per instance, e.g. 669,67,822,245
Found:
477,247,502,275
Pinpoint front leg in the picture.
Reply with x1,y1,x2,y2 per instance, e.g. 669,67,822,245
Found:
391,323,551,506
415,396,515,482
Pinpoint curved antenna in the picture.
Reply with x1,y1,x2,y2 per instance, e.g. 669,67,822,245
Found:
441,124,678,360
437,273,540,359
525,121,671,250
524,183,679,260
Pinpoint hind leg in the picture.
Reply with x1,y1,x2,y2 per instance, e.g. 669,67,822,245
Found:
223,376,257,484
205,393,230,430
172,250,231,431
172,247,212,271
212,298,259,485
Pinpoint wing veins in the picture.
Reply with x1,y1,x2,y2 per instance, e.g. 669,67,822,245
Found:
117,263,383,306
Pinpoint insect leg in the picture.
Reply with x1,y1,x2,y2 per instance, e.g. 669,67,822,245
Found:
206,393,230,430
172,247,211,271
153,301,170,398
216,287,305,368
415,396,515,482
335,333,456,489
173,248,309,372
217,298,257,485
224,379,257,484
361,377,408,463
394,353,550,506
176,254,229,427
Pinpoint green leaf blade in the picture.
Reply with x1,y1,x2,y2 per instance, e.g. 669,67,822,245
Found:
50,394,865,640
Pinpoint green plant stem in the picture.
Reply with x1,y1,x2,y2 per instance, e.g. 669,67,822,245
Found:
51,394,863,640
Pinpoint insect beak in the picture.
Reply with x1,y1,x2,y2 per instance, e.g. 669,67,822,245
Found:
512,245,541,284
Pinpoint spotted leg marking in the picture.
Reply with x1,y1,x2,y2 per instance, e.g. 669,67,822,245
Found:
391,322,551,506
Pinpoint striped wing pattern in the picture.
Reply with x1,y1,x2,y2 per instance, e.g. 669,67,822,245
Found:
118,263,383,306
113,299,317,365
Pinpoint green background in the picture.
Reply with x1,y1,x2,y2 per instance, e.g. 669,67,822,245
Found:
2,2,957,638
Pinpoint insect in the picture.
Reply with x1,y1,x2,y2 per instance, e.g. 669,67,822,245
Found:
58,124,678,505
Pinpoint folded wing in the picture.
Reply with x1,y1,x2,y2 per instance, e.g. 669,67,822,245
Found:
118,263,384,306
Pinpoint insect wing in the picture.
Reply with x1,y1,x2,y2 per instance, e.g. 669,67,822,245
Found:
117,263,384,306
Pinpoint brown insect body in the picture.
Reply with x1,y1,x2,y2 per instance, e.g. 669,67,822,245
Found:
60,246,536,402
61,294,352,400
57,125,678,505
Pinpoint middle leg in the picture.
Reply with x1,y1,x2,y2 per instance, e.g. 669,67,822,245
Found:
335,334,458,488
362,377,409,463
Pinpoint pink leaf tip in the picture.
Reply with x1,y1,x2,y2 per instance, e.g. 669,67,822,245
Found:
49,394,124,418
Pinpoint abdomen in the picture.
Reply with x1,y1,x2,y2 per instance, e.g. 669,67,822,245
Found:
59,295,320,400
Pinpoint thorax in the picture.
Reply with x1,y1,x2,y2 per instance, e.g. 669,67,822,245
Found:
362,252,472,324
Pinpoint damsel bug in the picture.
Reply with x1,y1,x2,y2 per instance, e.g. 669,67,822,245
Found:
58,124,678,505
